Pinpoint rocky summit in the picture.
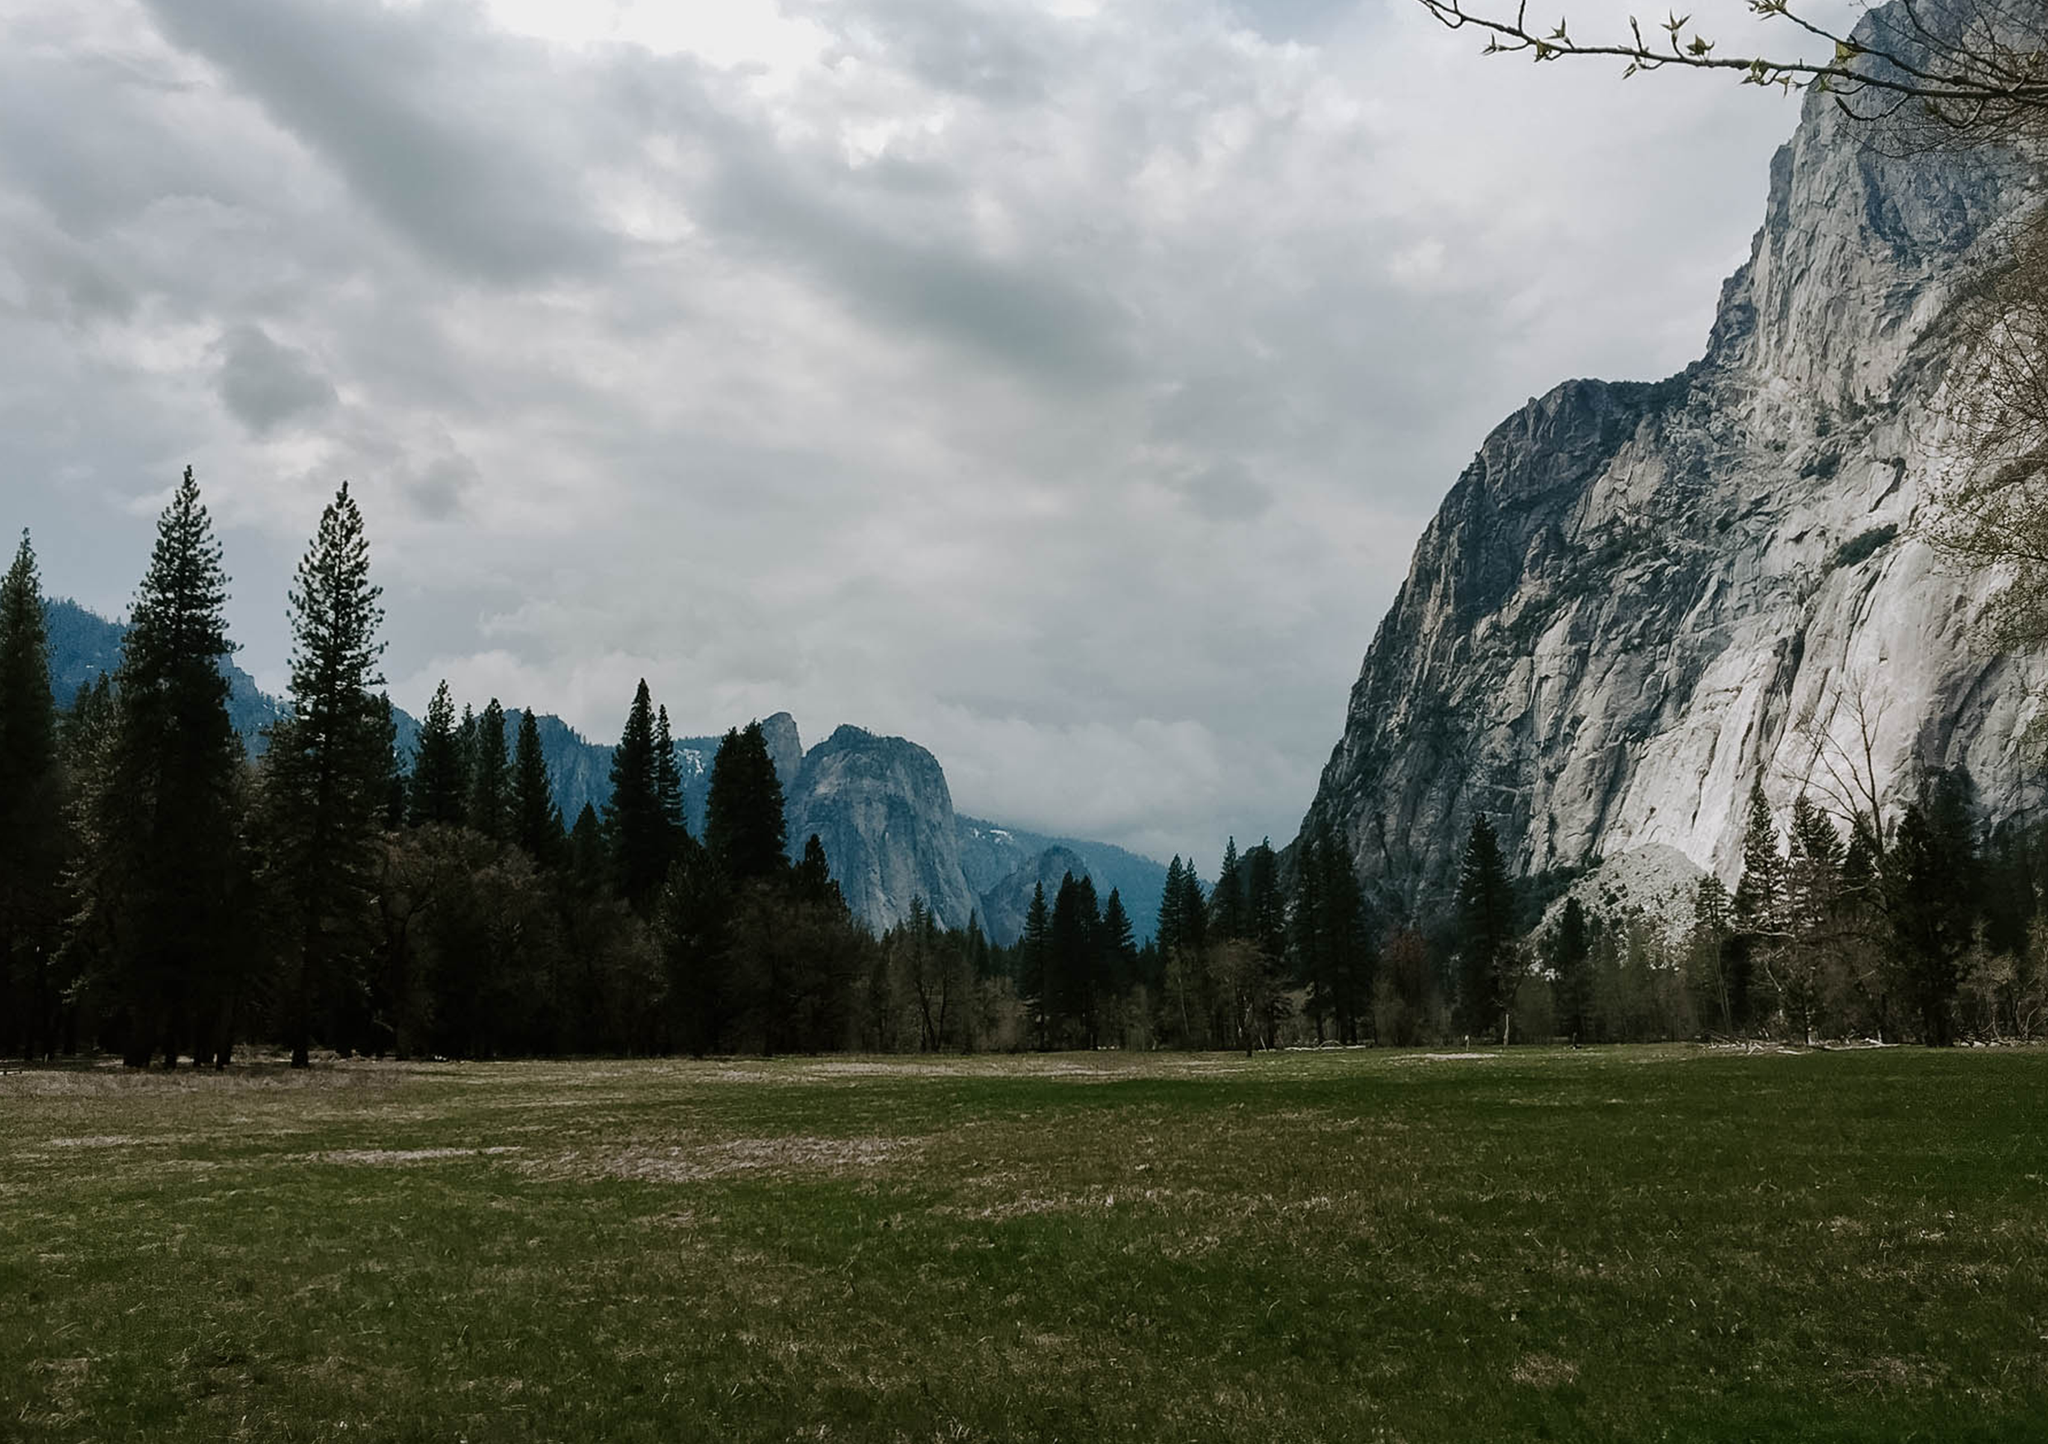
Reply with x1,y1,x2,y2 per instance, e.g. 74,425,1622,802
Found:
784,724,985,933
1301,55,2040,912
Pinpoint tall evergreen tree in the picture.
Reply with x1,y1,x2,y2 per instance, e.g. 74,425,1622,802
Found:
511,709,561,863
654,705,686,850
1244,840,1286,962
1019,880,1053,1050
264,481,388,1068
704,721,787,882
1732,780,1786,1032
91,468,244,1066
0,531,68,1058
456,703,478,790
1210,838,1246,941
661,838,735,1056
606,680,666,909
1174,861,1207,958
377,694,407,830
1732,781,1787,938
1887,768,1979,1045
1317,829,1372,1043
1684,876,1737,1037
1050,872,1101,1046
1551,895,1593,1042
793,833,841,908
1776,793,1844,1042
1293,821,1370,1043
567,802,607,891
1099,888,1139,1000
1290,828,1331,1036
1455,814,1516,1040
467,698,509,842
409,681,465,827
1157,857,1187,959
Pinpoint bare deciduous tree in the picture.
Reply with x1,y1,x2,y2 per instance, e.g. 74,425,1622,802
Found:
1414,0,2048,142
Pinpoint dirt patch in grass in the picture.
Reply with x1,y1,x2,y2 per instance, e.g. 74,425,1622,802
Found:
1512,1353,1581,1389
45,1134,150,1148
536,1134,926,1184
309,1145,526,1166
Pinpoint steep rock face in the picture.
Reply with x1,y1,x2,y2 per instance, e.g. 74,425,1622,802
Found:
758,712,804,793
784,724,982,931
978,845,1090,947
1304,51,2040,906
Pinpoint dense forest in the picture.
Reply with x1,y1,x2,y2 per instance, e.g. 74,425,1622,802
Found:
1,473,2043,1065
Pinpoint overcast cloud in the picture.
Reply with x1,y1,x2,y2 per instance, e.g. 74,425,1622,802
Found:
0,0,1818,863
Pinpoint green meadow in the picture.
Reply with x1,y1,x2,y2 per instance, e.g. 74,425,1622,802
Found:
4,1046,2044,1442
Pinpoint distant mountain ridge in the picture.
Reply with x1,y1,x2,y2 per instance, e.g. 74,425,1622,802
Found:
43,598,1167,940
955,818,1172,947
46,597,286,746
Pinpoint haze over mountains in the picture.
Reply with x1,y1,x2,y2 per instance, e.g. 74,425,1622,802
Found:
44,597,1168,942
1298,48,2039,914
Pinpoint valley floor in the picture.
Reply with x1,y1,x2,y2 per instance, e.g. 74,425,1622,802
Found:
4,1046,2044,1441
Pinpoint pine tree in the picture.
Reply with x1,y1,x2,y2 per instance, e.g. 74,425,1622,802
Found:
409,681,465,827
606,680,666,909
1050,872,1102,1047
1732,780,1786,1033
1686,877,1735,1037
654,705,686,852
1210,838,1246,941
966,912,993,982
1776,793,1843,1042
1455,814,1516,1040
0,531,68,1059
511,709,561,864
704,721,787,882
1887,768,1978,1045
457,703,478,790
1291,822,1369,1043
1020,880,1053,1050
377,695,407,829
1244,840,1285,961
567,802,606,890
661,837,735,1056
793,833,842,908
91,467,244,1067
1552,895,1593,1041
1732,781,1786,938
1099,888,1139,1000
1290,828,1331,1038
468,698,509,842
264,481,388,1068
1317,830,1372,1043
1158,857,1187,959
1166,858,1210,1046
1173,862,1207,958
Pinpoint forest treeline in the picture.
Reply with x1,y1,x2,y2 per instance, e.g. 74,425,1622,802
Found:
1449,776,2048,1048
2,473,2044,1064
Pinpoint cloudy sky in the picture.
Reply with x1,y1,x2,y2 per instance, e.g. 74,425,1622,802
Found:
1,0,1825,863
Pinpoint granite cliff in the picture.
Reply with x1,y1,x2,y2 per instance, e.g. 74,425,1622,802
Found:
1302,50,2041,909
784,725,985,932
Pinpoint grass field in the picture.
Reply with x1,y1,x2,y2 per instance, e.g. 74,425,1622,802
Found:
4,1046,2045,1442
